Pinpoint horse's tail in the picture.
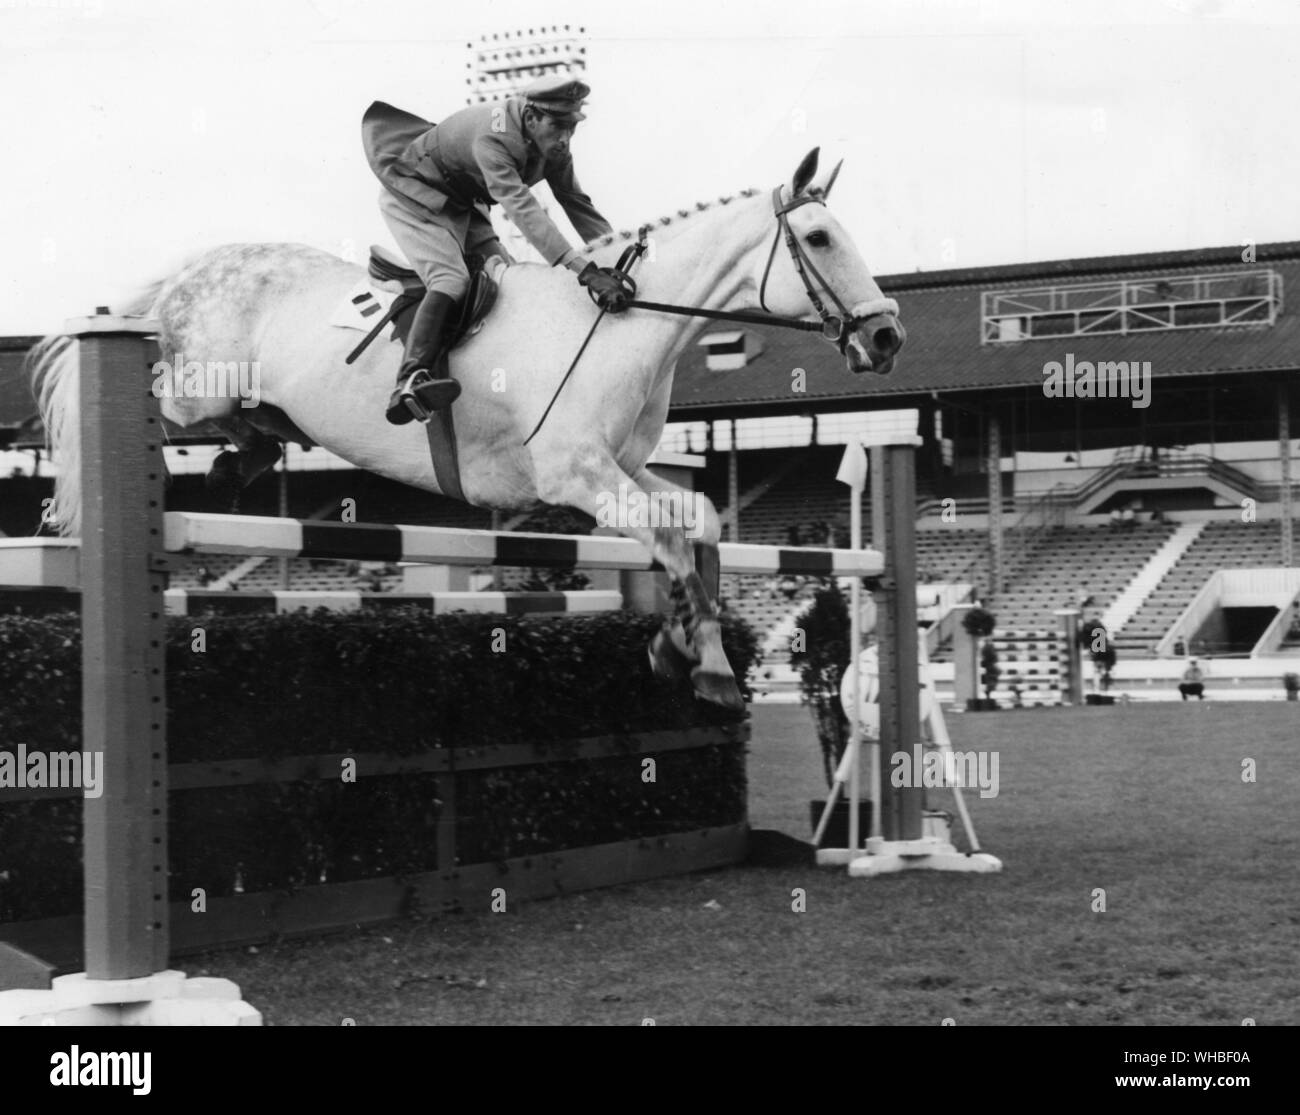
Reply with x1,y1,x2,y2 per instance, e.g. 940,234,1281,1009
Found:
29,334,82,536
29,280,167,538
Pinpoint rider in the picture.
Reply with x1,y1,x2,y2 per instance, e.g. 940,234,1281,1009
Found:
362,74,630,424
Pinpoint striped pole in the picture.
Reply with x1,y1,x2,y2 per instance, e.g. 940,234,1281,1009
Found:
163,512,885,577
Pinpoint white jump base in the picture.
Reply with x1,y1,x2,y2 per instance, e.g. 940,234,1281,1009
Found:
0,971,260,1026
816,812,1003,873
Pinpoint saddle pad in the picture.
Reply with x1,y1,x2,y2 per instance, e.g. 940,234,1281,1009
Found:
330,280,400,334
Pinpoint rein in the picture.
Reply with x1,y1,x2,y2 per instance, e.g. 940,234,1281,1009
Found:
522,237,650,445
522,184,885,444
624,185,870,350
621,298,838,340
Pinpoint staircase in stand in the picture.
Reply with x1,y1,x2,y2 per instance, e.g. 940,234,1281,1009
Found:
1102,521,1205,636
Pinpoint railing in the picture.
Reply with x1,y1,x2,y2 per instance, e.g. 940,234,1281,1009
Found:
981,270,1283,343
922,582,975,656
1020,447,1261,513
1252,588,1300,658
1119,449,1261,502
1002,487,1066,588
944,486,1067,600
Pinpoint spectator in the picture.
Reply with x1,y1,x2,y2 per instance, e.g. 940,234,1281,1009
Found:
779,575,799,601
1076,585,1095,610
196,564,215,587
1150,506,1167,524
1120,506,1136,530
1109,509,1123,531
785,524,802,547
1179,660,1206,701
1172,633,1187,656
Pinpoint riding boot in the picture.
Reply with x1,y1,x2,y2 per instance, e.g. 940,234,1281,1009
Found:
386,290,463,425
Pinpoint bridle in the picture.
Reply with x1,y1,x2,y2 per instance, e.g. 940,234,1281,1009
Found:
525,177,900,444
758,186,864,354
606,183,899,354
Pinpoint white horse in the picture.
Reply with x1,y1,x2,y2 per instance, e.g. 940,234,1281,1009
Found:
30,148,904,712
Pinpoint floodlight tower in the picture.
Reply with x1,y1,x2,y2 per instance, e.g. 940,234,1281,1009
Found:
466,25,589,263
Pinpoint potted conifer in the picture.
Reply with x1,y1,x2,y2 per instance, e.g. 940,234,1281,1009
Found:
962,606,999,711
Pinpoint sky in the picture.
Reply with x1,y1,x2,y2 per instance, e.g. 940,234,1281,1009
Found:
0,0,1297,335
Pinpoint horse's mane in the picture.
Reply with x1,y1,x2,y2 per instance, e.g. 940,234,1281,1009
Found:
583,187,766,250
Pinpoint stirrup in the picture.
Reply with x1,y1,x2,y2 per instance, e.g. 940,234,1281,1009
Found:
398,371,460,424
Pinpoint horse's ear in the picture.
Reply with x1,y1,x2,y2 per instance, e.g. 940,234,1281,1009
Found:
791,147,820,197
821,158,843,200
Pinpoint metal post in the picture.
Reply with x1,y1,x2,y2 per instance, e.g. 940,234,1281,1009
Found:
278,462,290,590
1280,382,1293,568
873,443,922,843
987,411,1003,599
75,316,169,980
727,421,739,542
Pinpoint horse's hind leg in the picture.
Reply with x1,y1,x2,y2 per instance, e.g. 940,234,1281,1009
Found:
207,417,283,507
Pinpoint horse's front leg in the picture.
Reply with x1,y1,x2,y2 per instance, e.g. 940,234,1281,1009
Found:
535,448,743,712
626,468,738,707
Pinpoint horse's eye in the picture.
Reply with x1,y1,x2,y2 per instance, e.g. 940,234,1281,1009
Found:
806,230,830,248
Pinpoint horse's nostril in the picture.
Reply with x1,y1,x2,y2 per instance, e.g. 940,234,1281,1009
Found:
873,327,898,353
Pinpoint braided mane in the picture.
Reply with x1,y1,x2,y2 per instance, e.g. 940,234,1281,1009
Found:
583,187,767,250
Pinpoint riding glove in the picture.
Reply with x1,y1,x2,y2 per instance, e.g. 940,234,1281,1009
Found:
577,262,630,313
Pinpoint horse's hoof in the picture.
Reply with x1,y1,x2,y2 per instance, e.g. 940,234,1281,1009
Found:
690,668,745,712
204,451,241,493
648,631,692,684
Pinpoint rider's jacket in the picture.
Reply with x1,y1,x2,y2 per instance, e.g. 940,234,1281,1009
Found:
362,99,613,266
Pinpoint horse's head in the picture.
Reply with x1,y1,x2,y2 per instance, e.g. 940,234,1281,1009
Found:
754,147,905,376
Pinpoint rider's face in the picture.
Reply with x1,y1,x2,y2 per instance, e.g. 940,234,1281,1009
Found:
527,112,575,162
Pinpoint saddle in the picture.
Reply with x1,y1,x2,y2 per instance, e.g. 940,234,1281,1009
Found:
344,245,499,366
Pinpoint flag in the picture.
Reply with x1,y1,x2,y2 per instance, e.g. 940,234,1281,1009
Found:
835,437,868,490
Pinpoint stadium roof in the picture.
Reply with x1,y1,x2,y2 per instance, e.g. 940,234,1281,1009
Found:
668,240,1300,419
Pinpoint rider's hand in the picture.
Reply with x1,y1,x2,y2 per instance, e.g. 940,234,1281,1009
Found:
577,262,629,313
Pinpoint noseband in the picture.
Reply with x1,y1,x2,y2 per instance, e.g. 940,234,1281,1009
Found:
758,187,870,354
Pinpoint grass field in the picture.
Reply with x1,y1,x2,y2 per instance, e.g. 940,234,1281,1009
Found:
187,702,1300,1025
